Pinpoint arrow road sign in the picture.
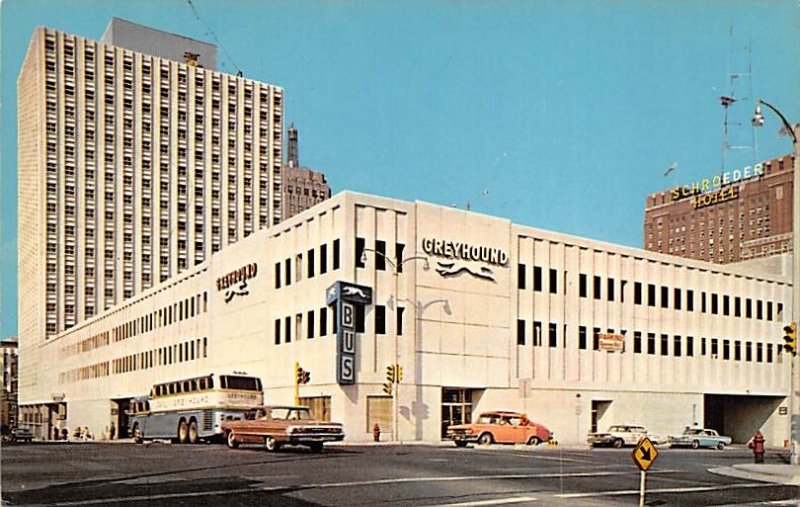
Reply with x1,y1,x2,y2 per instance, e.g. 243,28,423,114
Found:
632,437,658,471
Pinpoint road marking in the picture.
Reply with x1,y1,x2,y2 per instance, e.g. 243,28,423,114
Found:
19,470,679,506
554,482,774,499
419,496,538,506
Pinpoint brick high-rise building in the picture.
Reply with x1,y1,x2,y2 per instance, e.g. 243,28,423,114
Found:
281,123,331,219
644,153,795,264
17,20,284,403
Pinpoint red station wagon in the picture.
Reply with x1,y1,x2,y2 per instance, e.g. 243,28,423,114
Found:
446,411,553,447
221,406,344,452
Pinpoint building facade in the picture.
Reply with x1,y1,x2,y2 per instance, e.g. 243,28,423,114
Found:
1,337,19,432
17,23,284,406
281,124,331,220
25,192,791,445
644,153,795,264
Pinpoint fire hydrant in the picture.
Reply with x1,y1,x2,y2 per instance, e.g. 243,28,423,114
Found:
372,424,381,442
748,430,765,464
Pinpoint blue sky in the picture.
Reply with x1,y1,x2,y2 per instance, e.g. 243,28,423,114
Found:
1,0,798,337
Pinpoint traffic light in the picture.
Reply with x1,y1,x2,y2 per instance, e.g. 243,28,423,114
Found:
382,382,393,395
301,370,310,384
783,322,797,356
397,365,403,383
295,363,305,385
386,365,396,384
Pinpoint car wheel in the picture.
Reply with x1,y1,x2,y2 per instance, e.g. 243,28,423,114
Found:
716,442,725,450
309,442,324,453
527,436,541,446
264,436,280,452
188,420,199,444
226,431,239,449
454,441,468,448
613,439,624,448
478,433,493,446
178,419,189,444
691,440,700,449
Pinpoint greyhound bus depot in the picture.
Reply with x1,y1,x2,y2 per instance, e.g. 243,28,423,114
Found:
20,191,792,445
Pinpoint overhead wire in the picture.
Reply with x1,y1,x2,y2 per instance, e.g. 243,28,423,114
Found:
185,0,243,75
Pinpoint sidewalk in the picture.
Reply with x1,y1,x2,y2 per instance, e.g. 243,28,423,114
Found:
709,451,800,486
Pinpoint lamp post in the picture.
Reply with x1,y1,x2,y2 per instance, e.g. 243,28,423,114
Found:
753,99,800,465
360,248,429,442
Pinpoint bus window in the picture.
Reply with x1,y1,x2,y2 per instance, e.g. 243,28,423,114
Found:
223,375,261,391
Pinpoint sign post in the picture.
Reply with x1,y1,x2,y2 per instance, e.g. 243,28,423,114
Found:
632,436,658,507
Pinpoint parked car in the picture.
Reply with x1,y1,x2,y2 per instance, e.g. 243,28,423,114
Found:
10,427,34,443
587,424,653,448
221,406,344,452
446,411,552,447
668,427,732,450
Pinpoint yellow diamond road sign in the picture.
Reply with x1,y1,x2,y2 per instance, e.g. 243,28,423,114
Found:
632,437,658,471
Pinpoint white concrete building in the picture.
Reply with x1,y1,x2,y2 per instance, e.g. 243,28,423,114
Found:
29,192,791,445
17,23,284,412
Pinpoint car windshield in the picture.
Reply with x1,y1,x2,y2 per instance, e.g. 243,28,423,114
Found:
684,429,703,435
477,414,497,424
609,426,628,432
270,407,312,420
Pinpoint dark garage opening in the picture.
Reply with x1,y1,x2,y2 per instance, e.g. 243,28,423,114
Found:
704,394,783,444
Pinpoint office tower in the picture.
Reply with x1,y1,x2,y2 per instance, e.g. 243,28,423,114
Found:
644,154,794,264
18,21,284,400
281,124,331,219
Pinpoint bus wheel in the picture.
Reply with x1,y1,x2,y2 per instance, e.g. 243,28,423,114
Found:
178,419,189,444
226,431,239,449
188,420,199,444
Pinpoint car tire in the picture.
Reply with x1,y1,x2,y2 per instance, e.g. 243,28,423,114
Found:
613,439,623,449
188,420,199,444
478,433,493,446
527,436,541,446
264,436,280,452
716,442,725,450
691,440,700,449
226,431,239,449
454,441,468,448
309,442,324,453
178,419,189,444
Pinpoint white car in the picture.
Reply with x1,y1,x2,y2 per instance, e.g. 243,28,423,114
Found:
588,424,650,448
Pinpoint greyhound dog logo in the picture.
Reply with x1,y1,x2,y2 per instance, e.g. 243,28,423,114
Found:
224,281,250,303
435,261,495,282
342,286,368,299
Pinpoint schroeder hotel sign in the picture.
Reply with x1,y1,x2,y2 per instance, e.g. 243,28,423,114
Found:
670,163,764,210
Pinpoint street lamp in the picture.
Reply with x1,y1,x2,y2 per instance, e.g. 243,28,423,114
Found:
752,98,800,465
360,248,429,442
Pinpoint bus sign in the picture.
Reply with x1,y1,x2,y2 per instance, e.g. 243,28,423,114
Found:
327,281,373,385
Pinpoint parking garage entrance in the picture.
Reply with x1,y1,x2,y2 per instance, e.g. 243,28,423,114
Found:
704,394,783,444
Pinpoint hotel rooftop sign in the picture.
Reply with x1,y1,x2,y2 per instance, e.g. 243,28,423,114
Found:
669,163,764,209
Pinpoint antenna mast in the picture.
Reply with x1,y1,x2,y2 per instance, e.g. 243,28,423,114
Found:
720,26,757,172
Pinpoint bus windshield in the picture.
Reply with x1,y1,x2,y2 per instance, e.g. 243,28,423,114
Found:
222,375,262,391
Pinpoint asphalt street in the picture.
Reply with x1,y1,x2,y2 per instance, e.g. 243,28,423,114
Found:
2,442,799,506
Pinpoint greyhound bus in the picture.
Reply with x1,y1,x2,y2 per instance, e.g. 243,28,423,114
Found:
128,373,263,443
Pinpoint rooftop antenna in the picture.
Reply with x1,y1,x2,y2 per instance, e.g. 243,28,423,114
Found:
719,25,757,172
185,0,243,76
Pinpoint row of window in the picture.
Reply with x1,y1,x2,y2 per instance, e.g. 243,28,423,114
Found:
515,319,781,364
273,304,406,345
275,239,341,288
517,265,783,322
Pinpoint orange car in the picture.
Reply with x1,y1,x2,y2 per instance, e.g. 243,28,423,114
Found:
446,411,552,447
221,406,344,452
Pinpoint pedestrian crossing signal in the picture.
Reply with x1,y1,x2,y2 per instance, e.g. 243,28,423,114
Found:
783,322,797,356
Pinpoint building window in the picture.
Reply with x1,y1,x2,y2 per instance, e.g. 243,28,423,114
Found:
746,298,753,318
533,266,542,292
579,274,588,298
687,336,694,356
593,276,602,300
284,316,292,343
711,294,718,315
660,286,668,308
673,288,682,310
355,237,366,268
517,319,526,345
307,311,315,339
333,239,340,270
647,284,656,307
274,319,281,345
548,323,557,347
397,307,405,336
711,338,719,358
375,240,387,271
647,333,656,355
517,264,526,290
593,327,601,350
307,249,315,278
549,269,558,294
284,259,291,286
687,290,694,311
634,282,642,305
375,305,386,335
395,243,405,273
634,331,642,353
734,340,742,361
607,278,615,302
320,244,328,274
757,300,763,320
274,262,281,288
319,307,328,336
578,326,587,349
735,296,742,317
723,295,730,316
533,321,542,346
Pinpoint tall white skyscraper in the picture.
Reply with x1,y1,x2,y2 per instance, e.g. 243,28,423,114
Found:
18,20,284,402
